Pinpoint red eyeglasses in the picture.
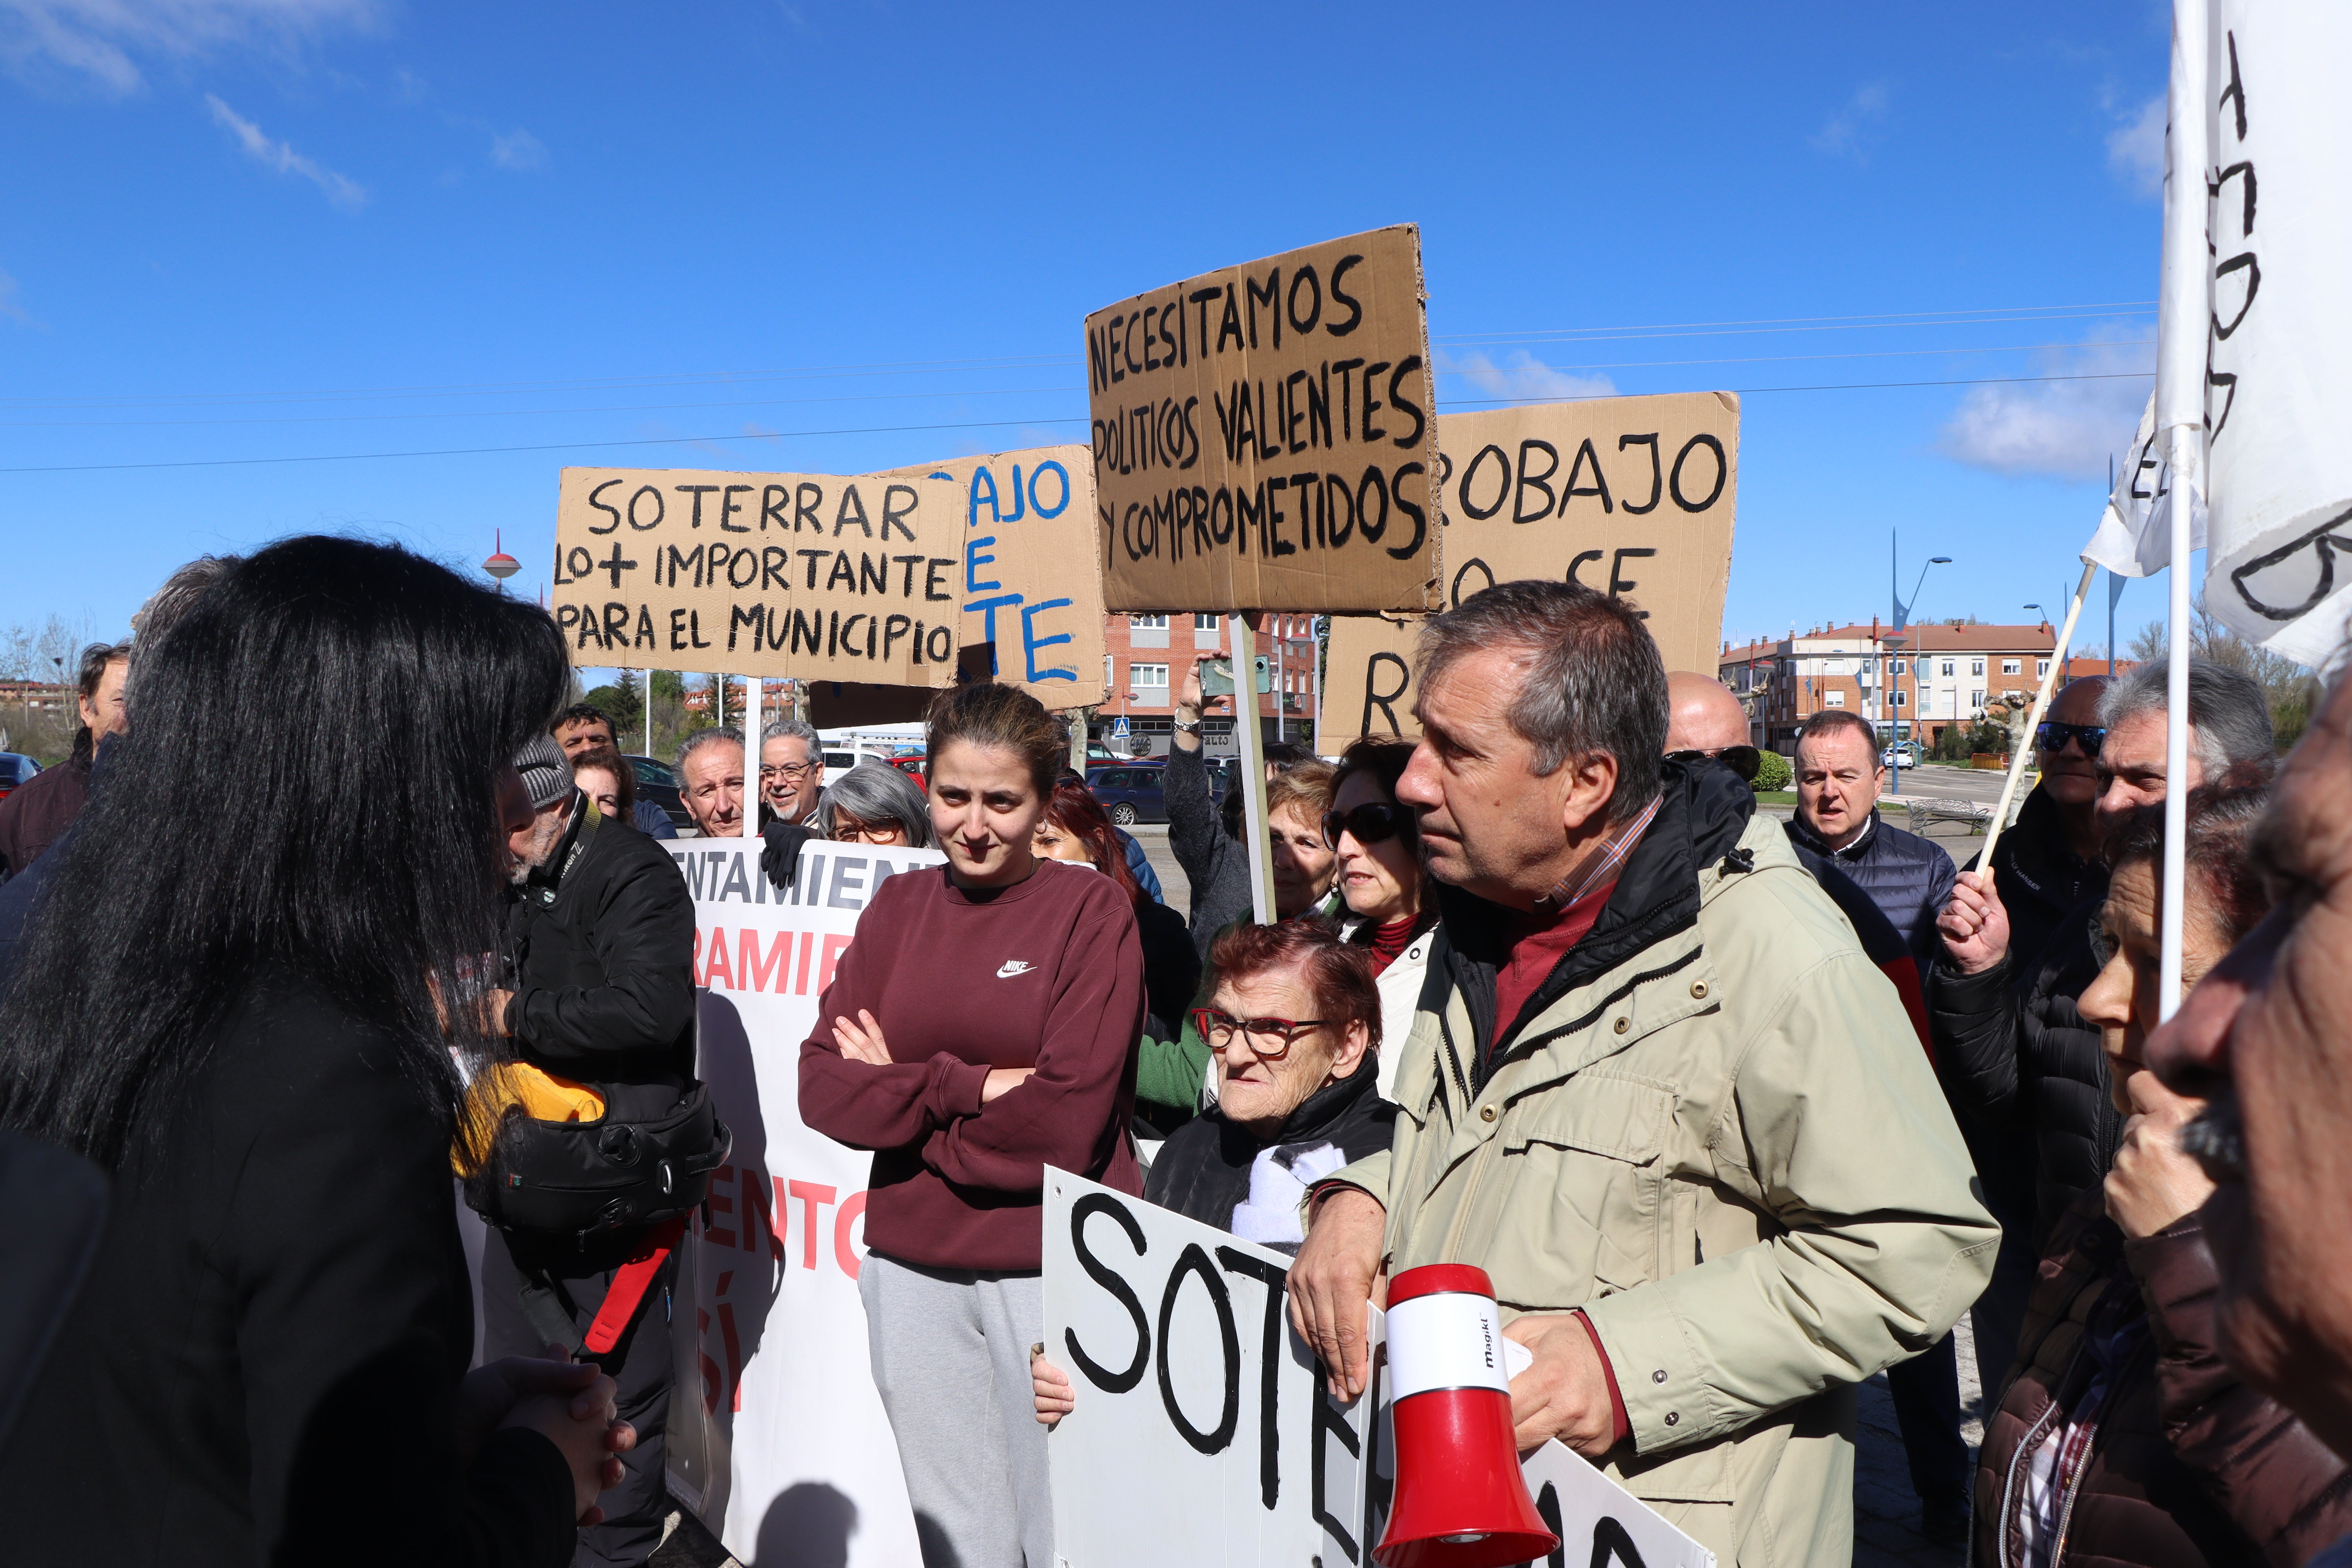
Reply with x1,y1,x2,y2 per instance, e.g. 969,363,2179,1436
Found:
1191,1008,1329,1058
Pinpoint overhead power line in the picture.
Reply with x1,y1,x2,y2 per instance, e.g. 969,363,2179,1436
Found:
0,339,2155,431
0,298,2159,413
0,370,2154,476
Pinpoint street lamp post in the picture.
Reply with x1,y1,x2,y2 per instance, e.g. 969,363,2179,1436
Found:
1887,539,1952,795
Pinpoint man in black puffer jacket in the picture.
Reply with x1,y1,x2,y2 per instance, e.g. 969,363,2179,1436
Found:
1926,679,2110,1379
482,734,697,1568
1786,709,1956,974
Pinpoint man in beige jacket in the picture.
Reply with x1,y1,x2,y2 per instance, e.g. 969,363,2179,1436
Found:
1289,583,1997,1564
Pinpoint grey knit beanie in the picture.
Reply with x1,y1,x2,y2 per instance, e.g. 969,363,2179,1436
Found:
515,732,575,812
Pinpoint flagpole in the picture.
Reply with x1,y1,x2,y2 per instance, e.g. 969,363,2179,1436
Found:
1981,560,2097,869
2155,0,2209,1021
744,676,762,841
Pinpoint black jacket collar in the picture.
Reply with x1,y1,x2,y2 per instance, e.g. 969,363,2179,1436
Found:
1437,757,1755,1078
1788,806,1878,862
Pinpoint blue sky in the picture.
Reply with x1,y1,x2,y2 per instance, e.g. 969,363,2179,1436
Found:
0,0,2178,661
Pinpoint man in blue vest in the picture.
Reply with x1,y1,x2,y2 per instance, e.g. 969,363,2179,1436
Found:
1789,708,1957,973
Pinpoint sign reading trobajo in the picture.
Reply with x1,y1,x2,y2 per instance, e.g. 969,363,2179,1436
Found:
882,446,1107,708
552,468,962,684
1086,225,1441,614
1318,392,1739,751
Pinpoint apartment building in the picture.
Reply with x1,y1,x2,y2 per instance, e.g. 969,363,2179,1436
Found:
1721,621,2073,753
1099,613,1318,759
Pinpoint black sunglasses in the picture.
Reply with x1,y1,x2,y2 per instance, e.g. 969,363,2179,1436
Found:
1322,801,1415,848
1665,746,1761,784
2034,720,2106,758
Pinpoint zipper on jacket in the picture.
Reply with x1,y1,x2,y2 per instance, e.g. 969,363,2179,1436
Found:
2045,1411,2102,1567
2045,1338,2157,1566
1996,1400,2063,1568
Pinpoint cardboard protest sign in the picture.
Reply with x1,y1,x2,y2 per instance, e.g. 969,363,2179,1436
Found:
1086,226,1441,615
658,840,947,1567
883,446,1108,708
1042,1170,1715,1568
1044,1170,1386,1568
1519,1442,1717,1568
1318,393,1739,752
552,468,963,686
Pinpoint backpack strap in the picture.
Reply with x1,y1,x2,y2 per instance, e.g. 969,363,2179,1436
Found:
583,1216,686,1356
510,1213,686,1363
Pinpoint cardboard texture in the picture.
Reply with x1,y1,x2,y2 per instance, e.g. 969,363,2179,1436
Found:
881,445,1107,709
552,467,963,686
1317,392,1739,751
804,644,997,727
1085,225,1441,615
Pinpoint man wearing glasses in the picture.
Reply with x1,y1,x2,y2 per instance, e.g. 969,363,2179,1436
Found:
1930,663,2274,1371
757,718,826,830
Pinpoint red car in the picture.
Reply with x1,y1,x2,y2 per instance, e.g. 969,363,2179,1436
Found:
889,753,926,790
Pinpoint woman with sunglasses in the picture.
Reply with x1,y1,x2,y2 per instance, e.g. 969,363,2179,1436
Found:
1031,920,1395,1428
1323,739,1438,1099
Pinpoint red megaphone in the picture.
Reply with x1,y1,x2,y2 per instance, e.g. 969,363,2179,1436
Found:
1373,1264,1559,1568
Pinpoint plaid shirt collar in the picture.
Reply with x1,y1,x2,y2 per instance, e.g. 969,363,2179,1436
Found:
1530,794,1661,916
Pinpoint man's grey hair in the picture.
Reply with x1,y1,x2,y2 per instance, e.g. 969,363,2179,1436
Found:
2100,658,2274,773
761,717,822,759
677,726,744,773
819,761,933,848
130,555,240,657
1415,580,1667,821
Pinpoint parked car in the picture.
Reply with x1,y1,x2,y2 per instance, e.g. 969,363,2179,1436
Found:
622,753,693,831
888,753,926,790
1085,762,1166,825
1880,743,1920,768
1085,760,1227,826
0,752,40,804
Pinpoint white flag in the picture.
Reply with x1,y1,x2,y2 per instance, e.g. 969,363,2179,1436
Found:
2198,2,2352,666
2081,390,2205,579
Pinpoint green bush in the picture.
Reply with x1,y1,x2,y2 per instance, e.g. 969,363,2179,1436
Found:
1751,748,1792,791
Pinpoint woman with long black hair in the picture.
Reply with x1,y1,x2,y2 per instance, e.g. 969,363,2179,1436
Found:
0,537,628,1568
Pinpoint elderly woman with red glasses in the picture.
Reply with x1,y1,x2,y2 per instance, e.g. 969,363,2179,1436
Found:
1324,738,1438,1098
1031,920,1395,1428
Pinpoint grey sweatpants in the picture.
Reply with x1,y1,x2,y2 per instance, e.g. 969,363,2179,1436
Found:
859,1252,1053,1568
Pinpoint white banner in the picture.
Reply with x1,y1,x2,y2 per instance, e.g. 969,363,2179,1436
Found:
2196,2,2352,664
1042,1169,1713,1568
666,838,947,1568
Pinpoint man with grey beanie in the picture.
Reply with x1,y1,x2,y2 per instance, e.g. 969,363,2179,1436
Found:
481,730,697,1568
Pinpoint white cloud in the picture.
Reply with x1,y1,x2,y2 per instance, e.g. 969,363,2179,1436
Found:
490,127,546,172
0,0,375,93
1437,349,1616,405
0,269,27,323
2106,93,2165,199
1936,335,2154,481
1811,82,1890,163
206,93,364,207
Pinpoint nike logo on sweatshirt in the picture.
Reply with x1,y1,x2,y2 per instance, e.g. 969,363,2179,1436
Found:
995,960,1035,978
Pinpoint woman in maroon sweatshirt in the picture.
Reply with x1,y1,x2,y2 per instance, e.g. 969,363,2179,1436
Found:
799,681,1145,1568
